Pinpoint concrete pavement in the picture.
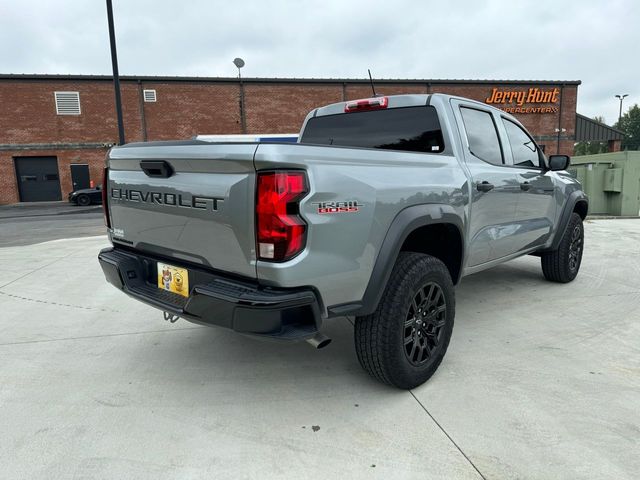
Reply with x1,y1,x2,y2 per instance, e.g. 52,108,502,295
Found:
0,220,638,479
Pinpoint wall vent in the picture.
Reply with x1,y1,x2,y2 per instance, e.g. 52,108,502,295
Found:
54,91,81,115
143,89,157,102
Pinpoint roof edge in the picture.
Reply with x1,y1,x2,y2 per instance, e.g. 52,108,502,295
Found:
576,113,626,137
0,73,582,86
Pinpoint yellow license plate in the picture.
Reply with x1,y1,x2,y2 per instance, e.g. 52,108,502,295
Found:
157,263,189,298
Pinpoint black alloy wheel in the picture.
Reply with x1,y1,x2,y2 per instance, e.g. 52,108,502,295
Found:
404,282,447,366
568,224,582,272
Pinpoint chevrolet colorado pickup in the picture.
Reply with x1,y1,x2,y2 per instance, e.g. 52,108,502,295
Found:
98,93,588,389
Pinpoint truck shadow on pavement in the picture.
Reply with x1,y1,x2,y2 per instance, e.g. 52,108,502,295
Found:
130,256,556,393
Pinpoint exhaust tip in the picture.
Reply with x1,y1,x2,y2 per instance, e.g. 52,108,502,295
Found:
306,333,332,349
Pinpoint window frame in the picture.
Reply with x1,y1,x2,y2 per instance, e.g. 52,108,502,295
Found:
459,106,505,166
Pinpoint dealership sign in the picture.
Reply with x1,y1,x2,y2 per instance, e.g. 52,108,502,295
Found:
485,87,560,114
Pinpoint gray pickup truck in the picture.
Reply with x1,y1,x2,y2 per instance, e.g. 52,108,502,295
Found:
98,93,587,389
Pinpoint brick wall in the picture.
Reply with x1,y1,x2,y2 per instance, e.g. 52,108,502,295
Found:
0,148,109,204
0,76,579,204
142,82,242,139
245,84,343,133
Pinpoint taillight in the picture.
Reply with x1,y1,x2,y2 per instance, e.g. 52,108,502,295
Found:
102,167,111,229
256,171,308,262
344,96,388,112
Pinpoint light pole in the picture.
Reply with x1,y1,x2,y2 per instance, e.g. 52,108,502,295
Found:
234,58,247,134
615,94,629,123
106,0,125,145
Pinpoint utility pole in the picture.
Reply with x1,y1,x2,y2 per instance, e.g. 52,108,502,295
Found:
106,0,125,144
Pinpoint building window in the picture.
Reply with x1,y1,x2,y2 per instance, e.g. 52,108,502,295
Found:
143,89,157,102
54,91,81,115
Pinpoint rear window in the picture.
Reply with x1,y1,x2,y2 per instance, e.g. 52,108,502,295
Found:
300,105,444,153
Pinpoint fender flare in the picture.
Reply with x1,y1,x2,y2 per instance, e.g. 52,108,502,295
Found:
327,204,464,317
545,191,589,252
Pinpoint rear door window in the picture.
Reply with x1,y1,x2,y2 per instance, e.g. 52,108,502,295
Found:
300,106,445,153
459,107,504,166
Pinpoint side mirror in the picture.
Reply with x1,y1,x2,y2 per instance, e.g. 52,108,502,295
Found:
548,154,570,171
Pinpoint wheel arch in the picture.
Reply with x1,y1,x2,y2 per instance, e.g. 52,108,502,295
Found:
545,191,589,252
574,199,588,219
327,204,464,318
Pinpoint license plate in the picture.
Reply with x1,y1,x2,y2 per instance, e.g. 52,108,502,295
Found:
157,263,189,298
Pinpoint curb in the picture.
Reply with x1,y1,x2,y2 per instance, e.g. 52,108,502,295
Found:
586,215,640,220
0,206,102,220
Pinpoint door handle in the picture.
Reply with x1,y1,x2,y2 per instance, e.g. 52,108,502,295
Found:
520,182,531,191
476,181,494,192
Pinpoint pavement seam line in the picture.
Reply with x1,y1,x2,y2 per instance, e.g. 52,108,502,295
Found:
0,326,205,347
0,290,123,313
409,390,488,480
0,248,80,289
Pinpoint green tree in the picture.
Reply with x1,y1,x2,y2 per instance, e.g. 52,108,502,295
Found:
614,104,640,151
573,116,610,156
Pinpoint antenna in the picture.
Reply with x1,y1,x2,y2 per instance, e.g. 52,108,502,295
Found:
368,69,377,97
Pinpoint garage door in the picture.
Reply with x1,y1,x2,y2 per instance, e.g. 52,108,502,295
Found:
14,157,62,202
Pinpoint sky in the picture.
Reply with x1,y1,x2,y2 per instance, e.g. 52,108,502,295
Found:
0,0,637,125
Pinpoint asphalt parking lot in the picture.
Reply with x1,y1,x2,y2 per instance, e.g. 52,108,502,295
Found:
0,201,104,247
0,219,638,479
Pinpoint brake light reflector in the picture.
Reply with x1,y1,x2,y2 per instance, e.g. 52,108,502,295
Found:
102,167,111,229
256,171,308,261
344,96,388,112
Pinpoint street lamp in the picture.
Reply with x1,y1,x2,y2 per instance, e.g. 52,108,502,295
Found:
234,58,247,134
615,94,629,123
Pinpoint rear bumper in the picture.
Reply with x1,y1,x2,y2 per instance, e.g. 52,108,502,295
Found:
98,247,323,341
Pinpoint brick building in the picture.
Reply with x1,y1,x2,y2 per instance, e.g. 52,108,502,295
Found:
0,74,597,204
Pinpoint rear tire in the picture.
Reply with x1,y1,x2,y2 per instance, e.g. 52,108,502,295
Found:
354,252,455,389
77,194,91,206
541,212,584,283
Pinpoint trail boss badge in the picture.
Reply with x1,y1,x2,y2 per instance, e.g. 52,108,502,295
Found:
312,200,362,214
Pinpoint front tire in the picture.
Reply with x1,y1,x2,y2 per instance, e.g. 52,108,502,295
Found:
541,212,584,283
355,252,455,389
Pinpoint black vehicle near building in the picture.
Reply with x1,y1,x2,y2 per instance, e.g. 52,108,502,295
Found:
68,185,102,206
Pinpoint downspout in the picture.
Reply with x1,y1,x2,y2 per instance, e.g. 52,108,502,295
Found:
238,74,247,134
556,84,565,154
137,80,148,141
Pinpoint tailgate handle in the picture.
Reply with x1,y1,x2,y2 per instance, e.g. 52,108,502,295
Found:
140,160,174,178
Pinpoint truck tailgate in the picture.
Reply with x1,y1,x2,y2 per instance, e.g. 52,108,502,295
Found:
107,143,257,278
